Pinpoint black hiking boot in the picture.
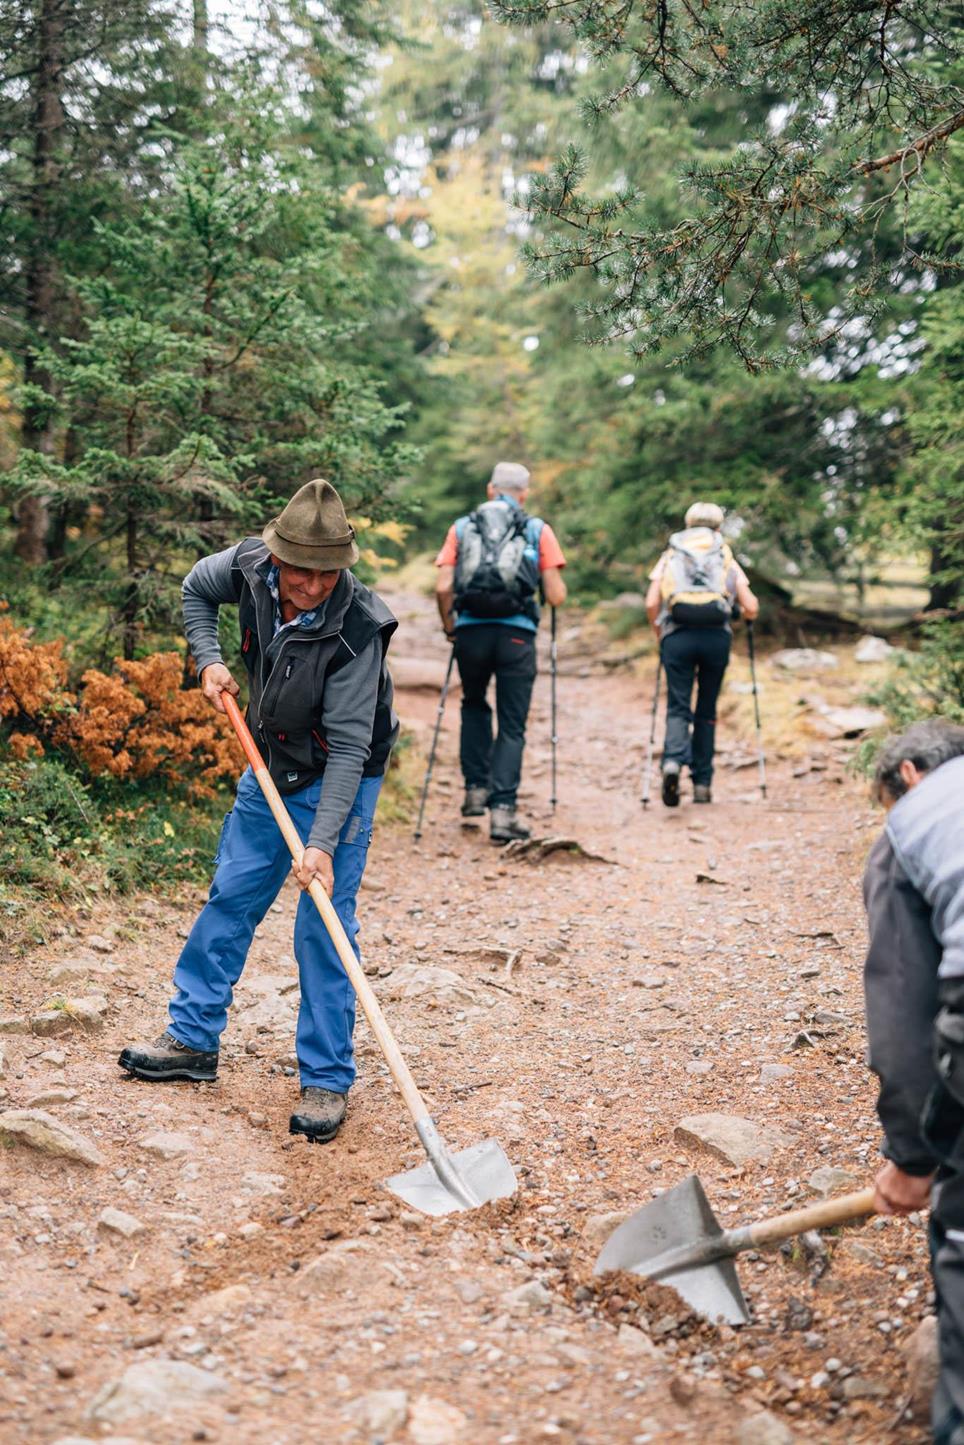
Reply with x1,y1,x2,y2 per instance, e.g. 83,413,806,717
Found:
490,805,531,843
461,786,488,817
661,761,681,808
289,1087,347,1144
693,784,712,803
118,1031,218,1082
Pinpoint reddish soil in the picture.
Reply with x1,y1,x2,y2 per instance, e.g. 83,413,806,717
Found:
0,588,931,1444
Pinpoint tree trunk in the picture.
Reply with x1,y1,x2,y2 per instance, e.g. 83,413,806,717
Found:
15,0,67,565
927,541,961,612
124,501,138,661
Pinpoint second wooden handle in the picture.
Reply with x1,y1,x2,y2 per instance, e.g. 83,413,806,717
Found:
750,1187,877,1248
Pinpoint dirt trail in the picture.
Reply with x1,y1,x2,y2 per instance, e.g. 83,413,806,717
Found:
0,588,930,1445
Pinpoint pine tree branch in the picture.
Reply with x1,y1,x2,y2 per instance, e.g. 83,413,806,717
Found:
857,108,964,175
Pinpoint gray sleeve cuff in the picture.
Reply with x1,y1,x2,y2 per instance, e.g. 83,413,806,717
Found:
307,640,380,854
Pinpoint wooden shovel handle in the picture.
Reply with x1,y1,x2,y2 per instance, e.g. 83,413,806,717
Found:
749,1187,877,1248
220,694,430,1128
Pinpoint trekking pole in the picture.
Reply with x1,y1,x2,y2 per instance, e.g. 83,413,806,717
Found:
746,619,767,800
413,647,456,841
550,605,558,812
641,659,662,809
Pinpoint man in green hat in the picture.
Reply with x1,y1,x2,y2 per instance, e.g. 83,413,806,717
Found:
119,480,398,1145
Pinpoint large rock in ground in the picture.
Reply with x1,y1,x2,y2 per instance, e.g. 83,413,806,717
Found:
409,1395,468,1444
674,1113,793,1168
0,1108,102,1166
344,1389,408,1435
86,1360,227,1425
810,704,886,738
855,635,895,664
772,648,838,672
383,963,491,1010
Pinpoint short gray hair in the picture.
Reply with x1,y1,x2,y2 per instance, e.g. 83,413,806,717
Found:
874,718,964,802
685,501,724,530
490,461,530,495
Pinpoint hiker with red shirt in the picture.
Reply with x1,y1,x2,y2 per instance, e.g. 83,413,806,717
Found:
645,501,759,806
435,462,566,842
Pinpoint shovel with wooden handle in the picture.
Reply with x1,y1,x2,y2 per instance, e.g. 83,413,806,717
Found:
594,1173,877,1324
221,692,518,1217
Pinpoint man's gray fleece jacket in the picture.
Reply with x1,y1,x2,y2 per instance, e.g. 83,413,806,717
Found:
183,540,398,856
864,754,964,1173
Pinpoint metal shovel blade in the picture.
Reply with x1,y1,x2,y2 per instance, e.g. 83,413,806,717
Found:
593,1174,750,1326
385,1127,518,1218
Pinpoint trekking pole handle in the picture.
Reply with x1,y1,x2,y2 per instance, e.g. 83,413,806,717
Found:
220,693,431,1129
747,1187,877,1249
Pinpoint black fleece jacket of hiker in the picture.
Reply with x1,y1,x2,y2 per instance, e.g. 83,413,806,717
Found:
183,540,398,857
864,831,942,1175
864,755,964,1176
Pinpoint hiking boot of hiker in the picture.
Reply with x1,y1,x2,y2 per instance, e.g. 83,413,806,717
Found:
693,784,712,804
461,785,489,817
289,1087,347,1144
661,761,681,808
118,1031,218,1083
490,805,531,843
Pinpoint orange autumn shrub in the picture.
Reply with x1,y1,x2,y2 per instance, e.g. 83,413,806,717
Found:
0,616,238,796
0,614,74,723
64,654,238,794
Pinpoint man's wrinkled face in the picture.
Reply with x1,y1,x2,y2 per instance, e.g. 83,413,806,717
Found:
272,555,341,613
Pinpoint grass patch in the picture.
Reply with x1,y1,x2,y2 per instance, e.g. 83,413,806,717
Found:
0,753,227,953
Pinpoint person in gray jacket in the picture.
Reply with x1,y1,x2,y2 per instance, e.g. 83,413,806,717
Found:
864,718,964,1444
119,480,398,1144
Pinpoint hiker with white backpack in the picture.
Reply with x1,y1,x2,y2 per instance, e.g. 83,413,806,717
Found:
435,462,567,842
645,502,759,807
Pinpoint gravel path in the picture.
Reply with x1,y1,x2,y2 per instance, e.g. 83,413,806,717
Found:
0,589,931,1444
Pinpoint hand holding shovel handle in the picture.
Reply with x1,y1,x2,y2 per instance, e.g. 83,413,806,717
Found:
220,693,517,1215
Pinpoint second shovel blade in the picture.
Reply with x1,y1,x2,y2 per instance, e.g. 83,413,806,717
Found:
385,1137,518,1217
593,1173,750,1326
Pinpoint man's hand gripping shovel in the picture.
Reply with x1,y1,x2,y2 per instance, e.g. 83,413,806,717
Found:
221,693,517,1217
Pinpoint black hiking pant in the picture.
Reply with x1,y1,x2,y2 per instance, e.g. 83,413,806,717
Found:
922,1088,964,1444
454,624,537,808
660,627,731,786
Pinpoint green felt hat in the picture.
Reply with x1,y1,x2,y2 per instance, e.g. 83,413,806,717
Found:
262,479,359,570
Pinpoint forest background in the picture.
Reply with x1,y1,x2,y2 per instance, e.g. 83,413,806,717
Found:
0,0,961,941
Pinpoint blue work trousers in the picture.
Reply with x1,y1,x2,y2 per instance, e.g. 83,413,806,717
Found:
168,767,381,1092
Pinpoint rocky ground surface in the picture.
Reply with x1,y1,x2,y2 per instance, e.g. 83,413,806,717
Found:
0,587,934,1444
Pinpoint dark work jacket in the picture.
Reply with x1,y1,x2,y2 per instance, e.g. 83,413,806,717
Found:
863,831,942,1175
228,541,398,794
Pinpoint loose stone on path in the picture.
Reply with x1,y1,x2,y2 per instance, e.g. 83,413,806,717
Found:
674,1113,793,1168
137,1131,195,1160
98,1207,148,1238
86,1359,228,1425
0,1108,103,1166
408,1394,468,1445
